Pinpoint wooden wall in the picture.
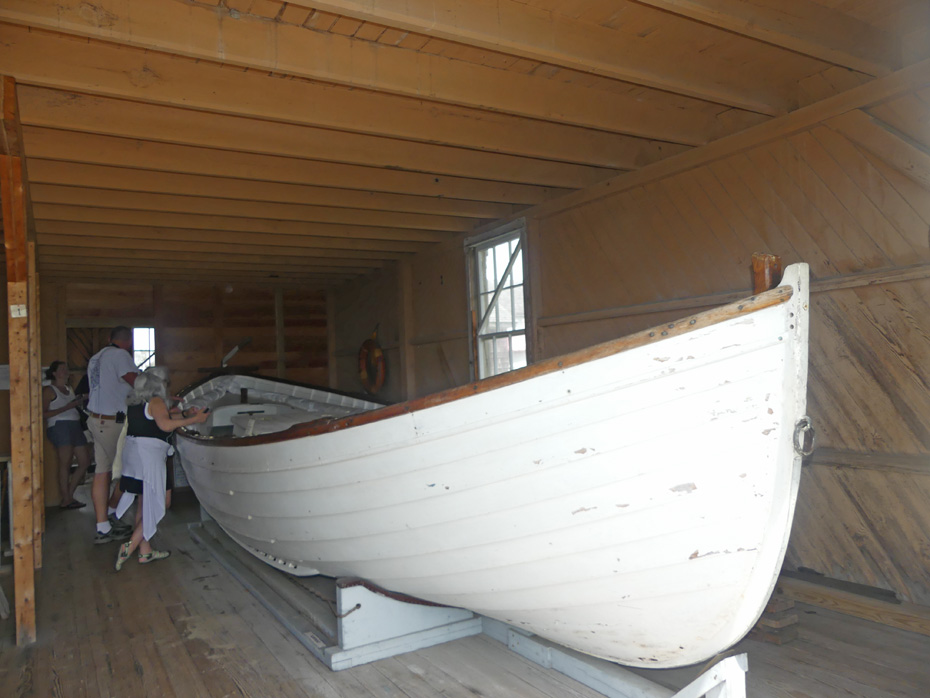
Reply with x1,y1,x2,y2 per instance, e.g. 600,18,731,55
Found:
530,89,930,606
338,82,930,608
331,263,404,401
331,240,471,402
37,279,327,505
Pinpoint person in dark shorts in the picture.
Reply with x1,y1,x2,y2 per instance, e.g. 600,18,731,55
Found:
42,361,92,509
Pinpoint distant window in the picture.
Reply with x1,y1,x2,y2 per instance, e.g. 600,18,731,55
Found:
133,327,156,370
467,223,528,379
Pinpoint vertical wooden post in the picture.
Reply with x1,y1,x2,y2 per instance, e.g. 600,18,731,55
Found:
0,75,37,645
398,259,416,399
274,287,286,378
213,284,224,365
523,219,541,364
751,253,784,294
326,290,337,389
153,283,164,364
27,242,42,559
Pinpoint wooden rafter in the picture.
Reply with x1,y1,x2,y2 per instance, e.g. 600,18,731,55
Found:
632,0,901,77
22,127,564,205
295,0,793,114
0,3,769,139
30,185,476,233
36,232,398,260
26,161,516,220
16,86,619,189
33,205,454,244
0,22,687,168
36,220,427,254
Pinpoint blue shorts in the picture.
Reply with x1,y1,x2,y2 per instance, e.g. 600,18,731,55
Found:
46,420,88,448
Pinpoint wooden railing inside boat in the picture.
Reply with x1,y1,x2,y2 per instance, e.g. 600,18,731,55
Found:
177,280,794,447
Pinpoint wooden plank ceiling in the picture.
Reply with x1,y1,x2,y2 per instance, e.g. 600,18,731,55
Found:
0,0,927,287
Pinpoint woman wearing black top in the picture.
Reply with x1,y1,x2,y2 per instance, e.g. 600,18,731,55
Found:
114,366,208,571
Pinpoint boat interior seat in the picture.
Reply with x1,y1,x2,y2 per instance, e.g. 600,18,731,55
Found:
206,403,334,437
228,408,326,437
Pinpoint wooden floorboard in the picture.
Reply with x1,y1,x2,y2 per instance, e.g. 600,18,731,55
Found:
1,485,929,698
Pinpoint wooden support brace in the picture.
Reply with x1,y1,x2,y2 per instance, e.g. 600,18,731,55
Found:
2,74,39,646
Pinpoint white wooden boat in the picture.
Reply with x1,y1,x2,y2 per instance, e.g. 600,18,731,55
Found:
175,263,810,668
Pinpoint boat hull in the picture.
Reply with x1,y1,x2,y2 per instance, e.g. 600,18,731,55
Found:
177,264,809,668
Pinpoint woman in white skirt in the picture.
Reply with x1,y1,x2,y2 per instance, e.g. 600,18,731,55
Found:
114,366,209,570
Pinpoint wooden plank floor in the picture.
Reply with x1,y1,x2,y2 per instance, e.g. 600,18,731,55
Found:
2,486,929,697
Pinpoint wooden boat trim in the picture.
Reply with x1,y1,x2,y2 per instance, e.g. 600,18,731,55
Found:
336,577,453,608
177,282,794,447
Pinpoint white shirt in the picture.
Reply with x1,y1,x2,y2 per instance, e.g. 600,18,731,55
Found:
47,385,80,426
87,345,139,415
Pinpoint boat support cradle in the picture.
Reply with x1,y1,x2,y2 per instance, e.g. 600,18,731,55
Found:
190,519,747,696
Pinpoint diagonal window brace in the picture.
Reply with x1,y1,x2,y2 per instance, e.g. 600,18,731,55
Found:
477,239,522,336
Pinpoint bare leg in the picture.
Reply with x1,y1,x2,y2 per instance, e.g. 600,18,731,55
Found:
68,445,92,501
136,500,153,556
123,502,146,558
57,444,75,505
108,484,123,510
92,471,111,524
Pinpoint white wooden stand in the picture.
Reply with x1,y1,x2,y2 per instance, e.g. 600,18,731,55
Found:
189,520,482,670
190,519,747,695
483,618,747,698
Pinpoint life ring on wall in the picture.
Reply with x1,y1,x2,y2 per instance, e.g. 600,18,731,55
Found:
358,332,386,394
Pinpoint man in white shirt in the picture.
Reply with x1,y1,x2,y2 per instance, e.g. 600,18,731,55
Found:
86,326,140,543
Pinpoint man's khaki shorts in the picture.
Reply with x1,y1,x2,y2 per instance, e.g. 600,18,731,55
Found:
87,415,123,474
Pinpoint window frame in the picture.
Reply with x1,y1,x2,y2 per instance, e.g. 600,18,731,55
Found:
464,219,532,380
133,327,157,370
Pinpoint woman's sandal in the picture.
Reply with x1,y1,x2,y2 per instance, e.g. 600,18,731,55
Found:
138,550,170,565
115,542,133,572
59,500,86,510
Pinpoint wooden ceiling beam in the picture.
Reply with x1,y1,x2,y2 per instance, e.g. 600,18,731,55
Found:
27,160,515,220
39,246,378,271
23,127,563,205
38,258,353,278
37,234,393,262
299,0,790,114
35,221,425,254
631,0,900,77
38,264,346,283
33,204,453,243
40,271,338,288
17,85,618,189
0,3,770,139
30,184,475,233
0,23,685,167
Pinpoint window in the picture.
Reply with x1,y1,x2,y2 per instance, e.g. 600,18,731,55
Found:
467,223,528,379
133,327,156,370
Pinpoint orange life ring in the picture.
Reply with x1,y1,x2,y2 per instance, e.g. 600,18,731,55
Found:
358,338,386,394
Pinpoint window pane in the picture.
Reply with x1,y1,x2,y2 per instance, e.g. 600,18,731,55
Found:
493,288,511,332
479,249,495,294
494,242,511,282
511,249,523,285
512,334,527,370
133,327,156,369
511,286,526,330
470,228,527,379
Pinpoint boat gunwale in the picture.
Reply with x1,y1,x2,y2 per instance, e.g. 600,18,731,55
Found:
176,282,794,448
